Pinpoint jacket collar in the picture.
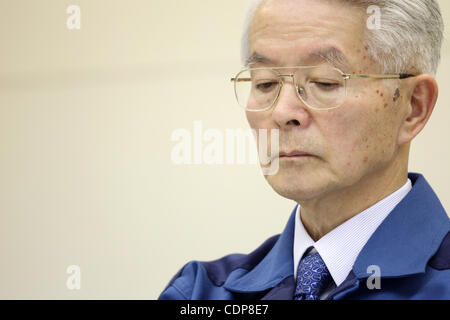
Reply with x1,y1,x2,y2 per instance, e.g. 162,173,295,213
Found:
224,172,450,294
352,172,450,279
223,207,296,293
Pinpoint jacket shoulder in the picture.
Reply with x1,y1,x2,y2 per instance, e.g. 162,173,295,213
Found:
159,234,280,300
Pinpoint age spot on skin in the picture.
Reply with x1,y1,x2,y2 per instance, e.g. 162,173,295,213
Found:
363,156,368,163
393,88,400,102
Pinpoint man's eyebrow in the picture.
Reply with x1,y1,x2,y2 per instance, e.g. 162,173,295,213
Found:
310,47,351,71
246,47,351,71
246,52,275,66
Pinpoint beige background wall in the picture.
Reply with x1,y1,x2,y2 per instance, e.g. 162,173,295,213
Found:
0,0,449,299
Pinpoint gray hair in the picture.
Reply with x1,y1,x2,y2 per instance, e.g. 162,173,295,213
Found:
241,0,444,75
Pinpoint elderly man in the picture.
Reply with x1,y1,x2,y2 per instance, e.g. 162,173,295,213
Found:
160,0,450,300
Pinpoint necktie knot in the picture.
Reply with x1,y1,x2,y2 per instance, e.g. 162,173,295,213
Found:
294,252,332,300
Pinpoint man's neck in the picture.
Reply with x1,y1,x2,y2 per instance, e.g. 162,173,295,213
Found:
299,163,408,242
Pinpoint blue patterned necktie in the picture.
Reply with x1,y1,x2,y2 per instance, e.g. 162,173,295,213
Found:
294,252,332,300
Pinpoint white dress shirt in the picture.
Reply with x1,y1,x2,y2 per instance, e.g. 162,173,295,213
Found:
293,178,412,299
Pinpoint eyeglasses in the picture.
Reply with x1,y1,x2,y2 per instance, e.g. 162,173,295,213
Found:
230,66,415,111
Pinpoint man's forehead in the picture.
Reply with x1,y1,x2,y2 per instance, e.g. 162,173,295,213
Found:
254,0,365,21
248,0,367,70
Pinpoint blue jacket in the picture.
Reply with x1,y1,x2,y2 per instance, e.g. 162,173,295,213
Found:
159,173,450,300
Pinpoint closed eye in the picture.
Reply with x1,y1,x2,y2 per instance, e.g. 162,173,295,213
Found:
255,81,278,92
311,81,340,90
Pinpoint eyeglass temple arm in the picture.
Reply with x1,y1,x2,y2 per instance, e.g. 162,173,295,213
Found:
231,74,415,82
230,77,251,82
231,73,416,82
344,73,415,80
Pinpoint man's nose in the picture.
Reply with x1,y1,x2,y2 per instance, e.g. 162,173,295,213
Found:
271,75,311,129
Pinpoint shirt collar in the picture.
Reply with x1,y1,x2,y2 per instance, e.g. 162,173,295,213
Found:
294,177,412,286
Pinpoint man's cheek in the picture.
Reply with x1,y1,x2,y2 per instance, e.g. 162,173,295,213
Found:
333,144,366,173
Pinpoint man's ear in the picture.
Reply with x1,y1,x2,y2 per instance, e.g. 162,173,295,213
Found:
397,75,438,146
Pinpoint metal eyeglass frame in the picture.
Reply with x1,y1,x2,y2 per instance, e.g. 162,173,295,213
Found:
230,66,416,111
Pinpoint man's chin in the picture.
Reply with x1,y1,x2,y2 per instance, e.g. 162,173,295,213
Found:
265,175,324,202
